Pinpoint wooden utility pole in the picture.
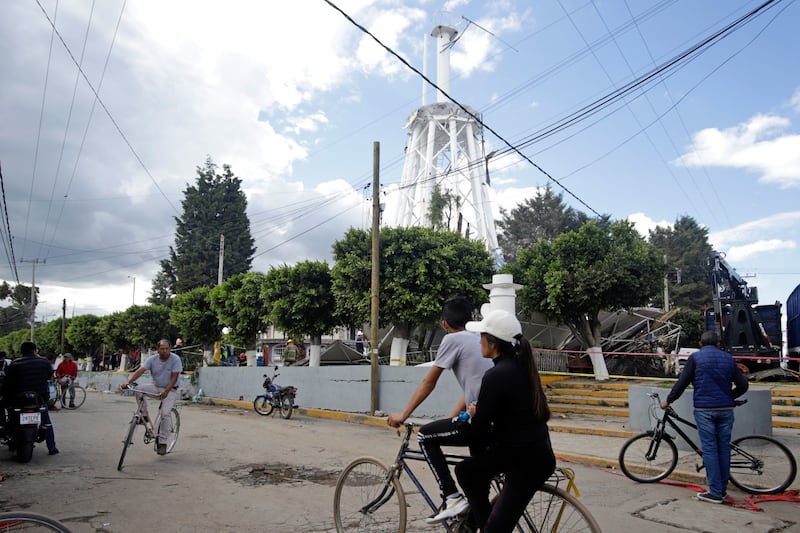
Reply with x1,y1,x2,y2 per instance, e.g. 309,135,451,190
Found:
60,299,66,355
370,142,381,415
20,258,45,341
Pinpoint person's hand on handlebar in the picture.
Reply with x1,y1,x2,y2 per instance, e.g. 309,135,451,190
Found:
660,401,669,409
387,412,405,428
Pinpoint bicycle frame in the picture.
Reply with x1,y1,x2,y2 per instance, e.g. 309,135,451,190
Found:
370,423,581,531
647,393,759,473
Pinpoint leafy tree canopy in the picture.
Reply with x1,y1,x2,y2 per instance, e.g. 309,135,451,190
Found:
36,317,73,356
151,156,256,300
0,282,36,336
208,272,269,348
262,261,336,344
497,187,610,264
648,215,713,311
124,305,174,349
513,220,662,349
171,286,221,348
65,314,103,357
332,227,495,335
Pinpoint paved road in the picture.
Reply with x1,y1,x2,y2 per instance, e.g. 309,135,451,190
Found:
0,392,797,532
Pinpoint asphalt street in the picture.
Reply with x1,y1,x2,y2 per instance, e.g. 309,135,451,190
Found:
0,392,797,532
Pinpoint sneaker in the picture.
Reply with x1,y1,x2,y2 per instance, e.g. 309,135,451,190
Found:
428,494,469,523
424,500,447,524
157,443,167,455
48,448,60,456
69,402,76,408
696,492,723,504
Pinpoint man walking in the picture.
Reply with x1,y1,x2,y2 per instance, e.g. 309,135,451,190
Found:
661,330,748,503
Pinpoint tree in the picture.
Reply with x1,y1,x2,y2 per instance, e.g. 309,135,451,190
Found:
428,183,462,232
0,282,36,337
648,216,714,311
332,227,495,364
171,286,221,349
0,328,31,357
263,262,337,365
209,272,268,350
497,187,610,264
99,312,131,352
36,318,73,356
65,314,103,358
513,221,663,376
152,157,256,298
124,305,174,349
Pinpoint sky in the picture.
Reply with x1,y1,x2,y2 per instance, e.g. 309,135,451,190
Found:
0,0,798,338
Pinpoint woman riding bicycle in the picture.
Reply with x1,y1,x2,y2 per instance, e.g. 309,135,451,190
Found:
54,353,78,408
456,309,556,532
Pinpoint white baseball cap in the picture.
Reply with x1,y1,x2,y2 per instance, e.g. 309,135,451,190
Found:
465,309,522,343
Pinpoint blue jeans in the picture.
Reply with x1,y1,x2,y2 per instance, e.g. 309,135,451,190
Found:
694,408,734,497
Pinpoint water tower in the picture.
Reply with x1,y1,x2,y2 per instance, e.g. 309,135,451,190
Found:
394,25,499,260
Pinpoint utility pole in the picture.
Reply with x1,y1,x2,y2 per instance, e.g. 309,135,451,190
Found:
128,275,136,306
217,234,225,285
663,255,670,312
370,142,381,416
60,299,66,355
20,258,45,341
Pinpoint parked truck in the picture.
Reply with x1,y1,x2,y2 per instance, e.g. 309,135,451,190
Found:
787,283,800,372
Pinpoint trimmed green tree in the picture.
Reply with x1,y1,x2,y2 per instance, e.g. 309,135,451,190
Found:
512,220,662,377
262,261,336,366
332,227,494,365
208,272,268,350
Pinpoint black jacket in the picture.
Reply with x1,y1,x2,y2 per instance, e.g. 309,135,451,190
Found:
3,354,52,403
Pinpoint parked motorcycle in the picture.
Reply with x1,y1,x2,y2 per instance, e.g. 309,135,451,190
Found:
3,391,47,463
253,366,298,419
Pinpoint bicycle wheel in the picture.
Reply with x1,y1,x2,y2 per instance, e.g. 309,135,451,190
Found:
520,484,601,533
62,386,86,410
729,435,797,494
117,415,138,471
0,511,73,532
618,431,678,483
333,456,406,533
279,396,293,419
155,408,181,453
253,395,274,416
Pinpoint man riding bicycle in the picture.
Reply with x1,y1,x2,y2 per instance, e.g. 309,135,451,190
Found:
54,353,79,408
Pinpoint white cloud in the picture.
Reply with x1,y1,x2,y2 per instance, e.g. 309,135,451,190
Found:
675,113,800,188
710,212,800,250
725,240,796,262
791,87,800,113
627,213,672,237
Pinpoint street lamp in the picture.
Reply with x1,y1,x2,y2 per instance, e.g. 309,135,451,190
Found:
127,276,136,306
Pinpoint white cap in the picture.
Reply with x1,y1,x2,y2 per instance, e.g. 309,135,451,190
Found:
357,331,363,336
465,309,522,343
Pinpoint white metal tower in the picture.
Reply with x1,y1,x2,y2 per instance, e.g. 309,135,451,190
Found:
394,25,499,259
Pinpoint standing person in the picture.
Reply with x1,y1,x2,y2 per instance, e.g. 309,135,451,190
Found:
355,331,367,356
455,309,555,531
661,330,749,503
121,339,182,455
387,297,493,523
2,342,59,455
55,353,79,408
284,339,298,366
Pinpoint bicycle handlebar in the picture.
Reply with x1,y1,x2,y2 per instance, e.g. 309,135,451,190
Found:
119,383,163,398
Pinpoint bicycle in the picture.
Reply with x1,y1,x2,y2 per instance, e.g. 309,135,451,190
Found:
55,377,86,410
117,383,181,471
333,422,601,532
619,392,797,494
0,511,72,532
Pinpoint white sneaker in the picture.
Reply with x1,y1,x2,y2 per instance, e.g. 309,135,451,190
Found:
427,494,469,523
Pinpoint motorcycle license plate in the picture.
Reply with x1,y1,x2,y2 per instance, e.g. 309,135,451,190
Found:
20,412,41,425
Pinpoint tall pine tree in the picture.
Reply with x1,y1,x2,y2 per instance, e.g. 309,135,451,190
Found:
151,157,255,301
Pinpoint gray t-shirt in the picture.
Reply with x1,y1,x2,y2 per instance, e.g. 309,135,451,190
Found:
142,353,183,388
434,330,492,405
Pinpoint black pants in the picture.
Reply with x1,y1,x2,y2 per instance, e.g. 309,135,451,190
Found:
418,417,478,500
456,443,555,533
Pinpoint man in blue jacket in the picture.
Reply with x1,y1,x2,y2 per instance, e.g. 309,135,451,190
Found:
661,330,748,503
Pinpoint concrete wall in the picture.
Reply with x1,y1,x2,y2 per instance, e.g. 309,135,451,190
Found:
78,365,464,418
628,385,772,451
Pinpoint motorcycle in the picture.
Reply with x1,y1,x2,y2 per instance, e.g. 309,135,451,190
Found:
253,366,298,419
3,391,47,463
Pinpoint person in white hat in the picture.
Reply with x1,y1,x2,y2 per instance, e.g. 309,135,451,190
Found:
453,309,555,531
